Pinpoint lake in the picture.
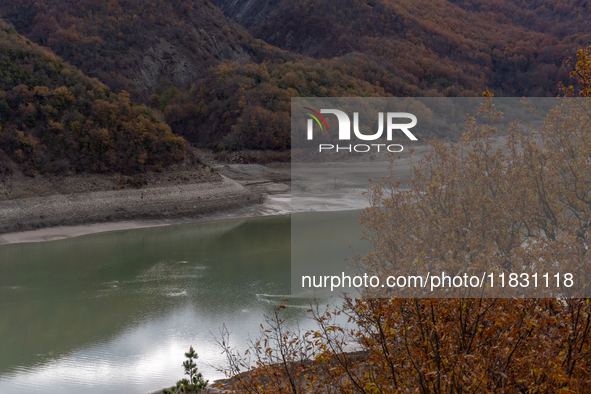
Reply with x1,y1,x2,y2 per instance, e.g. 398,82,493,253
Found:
0,215,301,393
0,210,367,393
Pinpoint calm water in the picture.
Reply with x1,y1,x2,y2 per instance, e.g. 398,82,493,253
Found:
0,215,305,393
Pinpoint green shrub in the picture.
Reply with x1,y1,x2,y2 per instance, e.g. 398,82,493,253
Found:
163,346,208,394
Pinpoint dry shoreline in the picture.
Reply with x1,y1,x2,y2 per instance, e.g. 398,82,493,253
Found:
1,135,508,245
0,163,291,245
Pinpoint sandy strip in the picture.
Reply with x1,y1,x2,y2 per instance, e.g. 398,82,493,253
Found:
0,175,270,244
0,192,291,245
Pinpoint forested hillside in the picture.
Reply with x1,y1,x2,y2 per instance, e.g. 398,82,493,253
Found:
0,0,390,151
162,58,389,151
0,0,251,101
0,20,186,177
213,0,590,96
1,0,590,154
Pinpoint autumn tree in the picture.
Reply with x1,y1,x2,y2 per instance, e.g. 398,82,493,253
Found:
561,46,591,97
222,54,591,393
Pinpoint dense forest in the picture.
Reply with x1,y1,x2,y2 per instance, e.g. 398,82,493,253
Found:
215,0,590,96
162,60,388,151
0,20,186,177
0,0,252,101
0,0,392,152
0,0,590,158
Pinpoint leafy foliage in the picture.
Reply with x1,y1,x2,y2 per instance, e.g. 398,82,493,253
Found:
561,46,591,97
0,20,186,176
219,57,591,393
223,300,591,392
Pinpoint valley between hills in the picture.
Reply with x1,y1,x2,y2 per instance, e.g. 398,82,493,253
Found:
0,0,588,234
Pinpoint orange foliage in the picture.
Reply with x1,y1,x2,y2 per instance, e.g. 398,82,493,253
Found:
0,21,186,176
219,55,591,393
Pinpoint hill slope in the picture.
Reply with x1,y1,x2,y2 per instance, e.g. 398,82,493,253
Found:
2,0,589,153
0,20,186,177
212,0,590,96
0,0,392,151
0,0,251,101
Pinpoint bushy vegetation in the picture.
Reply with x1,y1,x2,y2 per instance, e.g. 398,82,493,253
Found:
222,298,591,393
0,20,186,176
216,50,591,394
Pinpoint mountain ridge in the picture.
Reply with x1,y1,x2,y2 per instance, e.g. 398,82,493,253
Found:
1,0,589,154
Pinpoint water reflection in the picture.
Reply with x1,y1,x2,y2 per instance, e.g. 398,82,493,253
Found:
0,215,306,394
